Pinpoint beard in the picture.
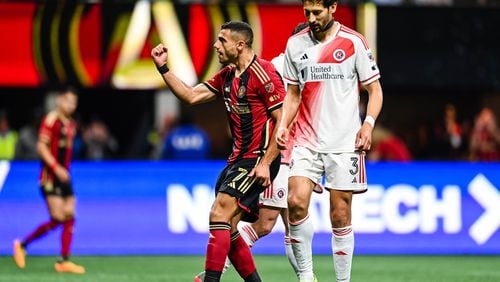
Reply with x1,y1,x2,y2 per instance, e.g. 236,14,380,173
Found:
309,18,334,34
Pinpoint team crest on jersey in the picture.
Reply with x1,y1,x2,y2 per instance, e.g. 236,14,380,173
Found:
237,85,246,98
276,188,285,199
333,49,346,62
265,82,275,93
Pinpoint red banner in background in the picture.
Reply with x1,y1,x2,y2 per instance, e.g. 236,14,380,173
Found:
0,2,355,88
0,3,39,86
76,4,102,87
257,4,355,61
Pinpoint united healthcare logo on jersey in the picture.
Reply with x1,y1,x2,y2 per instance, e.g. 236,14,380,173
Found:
301,64,344,82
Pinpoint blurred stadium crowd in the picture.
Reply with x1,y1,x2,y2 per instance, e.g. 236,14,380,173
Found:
1,93,499,162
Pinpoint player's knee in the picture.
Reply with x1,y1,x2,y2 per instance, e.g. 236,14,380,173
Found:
209,206,232,222
209,208,223,221
287,204,308,223
288,194,307,208
255,221,275,237
259,226,273,236
330,207,350,227
64,213,75,221
50,214,65,223
288,194,307,213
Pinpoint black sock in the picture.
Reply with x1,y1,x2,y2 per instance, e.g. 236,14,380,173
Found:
57,256,69,263
204,270,222,282
244,271,262,282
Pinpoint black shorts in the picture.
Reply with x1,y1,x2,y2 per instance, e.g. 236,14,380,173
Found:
40,180,74,198
215,156,281,223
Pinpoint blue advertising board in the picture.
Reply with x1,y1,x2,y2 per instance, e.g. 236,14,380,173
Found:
0,160,499,255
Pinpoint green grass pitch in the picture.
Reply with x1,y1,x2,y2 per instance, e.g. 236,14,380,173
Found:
1,255,499,281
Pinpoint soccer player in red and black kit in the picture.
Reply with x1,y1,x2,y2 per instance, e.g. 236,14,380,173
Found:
13,87,85,274
151,21,284,282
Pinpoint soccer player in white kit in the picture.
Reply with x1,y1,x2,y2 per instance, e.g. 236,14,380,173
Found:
276,1,384,281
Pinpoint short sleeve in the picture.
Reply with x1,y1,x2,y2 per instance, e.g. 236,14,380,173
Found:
38,115,53,144
355,37,380,85
259,63,285,113
283,41,300,86
203,68,225,95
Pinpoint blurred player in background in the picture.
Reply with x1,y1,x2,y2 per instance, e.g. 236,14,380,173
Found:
13,87,85,274
276,0,384,281
194,22,316,282
152,21,284,282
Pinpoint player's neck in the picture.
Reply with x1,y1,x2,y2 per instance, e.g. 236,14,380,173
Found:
235,51,255,77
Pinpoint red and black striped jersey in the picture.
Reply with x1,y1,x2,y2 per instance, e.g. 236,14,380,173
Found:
204,55,285,164
38,111,76,185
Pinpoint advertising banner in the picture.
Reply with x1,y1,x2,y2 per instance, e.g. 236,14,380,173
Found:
0,161,498,255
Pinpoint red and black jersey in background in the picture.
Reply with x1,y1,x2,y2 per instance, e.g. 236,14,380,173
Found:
38,112,76,185
204,55,285,165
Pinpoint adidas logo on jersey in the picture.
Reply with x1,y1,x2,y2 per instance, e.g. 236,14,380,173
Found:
299,53,309,60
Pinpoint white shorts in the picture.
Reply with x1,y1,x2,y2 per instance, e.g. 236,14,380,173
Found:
259,164,289,208
289,146,367,193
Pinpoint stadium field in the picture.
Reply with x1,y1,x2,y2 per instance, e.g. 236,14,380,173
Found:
0,255,498,282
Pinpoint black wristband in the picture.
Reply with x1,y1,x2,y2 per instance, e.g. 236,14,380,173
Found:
157,64,169,75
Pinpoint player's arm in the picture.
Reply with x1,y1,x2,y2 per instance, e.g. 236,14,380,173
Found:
249,107,283,187
37,131,70,183
151,43,216,106
356,80,383,150
276,84,300,149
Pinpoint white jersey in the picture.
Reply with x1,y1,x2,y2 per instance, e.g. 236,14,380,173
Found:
283,24,380,153
271,53,293,163
271,53,285,77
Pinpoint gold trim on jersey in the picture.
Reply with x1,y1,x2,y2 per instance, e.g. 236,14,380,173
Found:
262,118,271,150
249,61,270,84
44,111,58,127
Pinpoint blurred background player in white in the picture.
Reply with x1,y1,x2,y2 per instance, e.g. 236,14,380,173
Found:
276,0,384,281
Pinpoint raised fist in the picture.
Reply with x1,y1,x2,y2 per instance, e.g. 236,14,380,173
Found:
151,43,168,67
